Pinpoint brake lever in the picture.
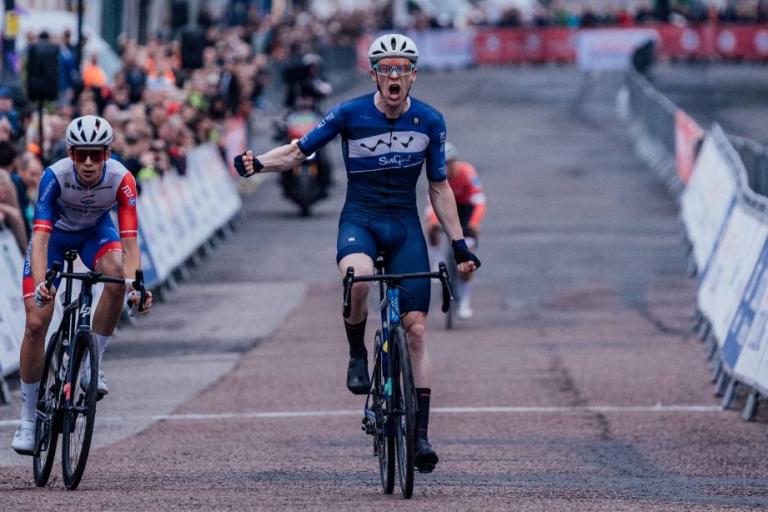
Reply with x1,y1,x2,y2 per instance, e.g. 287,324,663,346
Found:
438,262,453,314
45,261,62,290
133,269,147,313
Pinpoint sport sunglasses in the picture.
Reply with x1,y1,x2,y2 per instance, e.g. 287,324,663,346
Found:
72,148,107,163
373,58,416,77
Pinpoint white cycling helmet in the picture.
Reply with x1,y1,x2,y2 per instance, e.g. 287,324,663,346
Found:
367,34,419,66
66,115,114,147
445,142,458,162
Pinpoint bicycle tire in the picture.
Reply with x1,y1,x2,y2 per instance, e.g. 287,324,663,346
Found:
374,330,395,494
33,331,63,487
391,326,416,498
61,331,98,490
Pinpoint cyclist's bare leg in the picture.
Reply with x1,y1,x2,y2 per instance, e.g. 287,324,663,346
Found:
402,311,430,388
339,253,374,394
338,253,374,323
15,298,55,440
92,251,126,337
19,298,55,383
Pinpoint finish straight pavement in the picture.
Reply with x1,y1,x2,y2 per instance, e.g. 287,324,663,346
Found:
2,68,768,510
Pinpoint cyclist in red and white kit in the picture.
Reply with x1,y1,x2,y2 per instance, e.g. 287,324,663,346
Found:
425,142,486,319
11,115,153,455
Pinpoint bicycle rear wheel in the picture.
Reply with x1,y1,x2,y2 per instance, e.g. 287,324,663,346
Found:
33,331,63,487
391,326,416,498
61,331,98,490
373,330,395,494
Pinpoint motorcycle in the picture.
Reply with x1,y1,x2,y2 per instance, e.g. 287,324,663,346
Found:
275,108,330,217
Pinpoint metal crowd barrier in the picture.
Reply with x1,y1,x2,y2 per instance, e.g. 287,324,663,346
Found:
623,42,768,430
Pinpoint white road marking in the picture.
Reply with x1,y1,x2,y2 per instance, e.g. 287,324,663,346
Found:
0,404,724,427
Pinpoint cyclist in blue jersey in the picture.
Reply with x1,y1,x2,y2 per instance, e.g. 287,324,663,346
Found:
234,34,480,473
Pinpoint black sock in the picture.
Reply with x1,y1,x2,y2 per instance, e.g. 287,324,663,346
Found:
416,388,431,440
344,318,367,359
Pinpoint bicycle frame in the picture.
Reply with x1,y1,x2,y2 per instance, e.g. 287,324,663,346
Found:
343,260,453,430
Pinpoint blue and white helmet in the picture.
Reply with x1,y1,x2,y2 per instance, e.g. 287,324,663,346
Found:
66,115,113,147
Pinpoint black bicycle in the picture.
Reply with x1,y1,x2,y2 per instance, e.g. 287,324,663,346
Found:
33,249,146,490
343,258,452,498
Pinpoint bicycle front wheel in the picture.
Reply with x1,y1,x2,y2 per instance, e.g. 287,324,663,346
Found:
61,331,98,490
33,331,63,487
391,326,416,499
373,330,395,494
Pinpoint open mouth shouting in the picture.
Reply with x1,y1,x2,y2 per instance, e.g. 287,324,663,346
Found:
387,83,402,100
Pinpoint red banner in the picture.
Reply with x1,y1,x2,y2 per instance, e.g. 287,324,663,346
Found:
474,29,532,64
358,25,768,68
540,27,577,63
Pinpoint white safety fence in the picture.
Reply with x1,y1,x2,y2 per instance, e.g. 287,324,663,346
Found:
678,125,768,416
0,143,241,378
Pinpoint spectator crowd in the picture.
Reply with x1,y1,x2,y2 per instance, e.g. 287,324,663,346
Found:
0,5,365,253
2,0,765,253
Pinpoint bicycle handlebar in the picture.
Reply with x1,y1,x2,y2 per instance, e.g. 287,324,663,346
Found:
342,263,454,319
46,264,147,311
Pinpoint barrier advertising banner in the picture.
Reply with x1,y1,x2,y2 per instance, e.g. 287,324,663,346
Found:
698,204,768,345
137,144,241,286
723,237,768,384
674,109,704,184
680,130,739,270
0,228,25,375
411,30,476,69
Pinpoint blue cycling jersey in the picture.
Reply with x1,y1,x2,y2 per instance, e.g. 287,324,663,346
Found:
297,93,447,217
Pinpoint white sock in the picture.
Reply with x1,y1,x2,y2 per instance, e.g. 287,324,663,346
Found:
462,281,473,304
94,333,111,367
20,380,40,424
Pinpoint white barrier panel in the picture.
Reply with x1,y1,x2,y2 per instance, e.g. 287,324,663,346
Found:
575,29,657,71
722,237,768,390
0,229,24,376
137,144,241,285
680,128,739,271
698,204,768,346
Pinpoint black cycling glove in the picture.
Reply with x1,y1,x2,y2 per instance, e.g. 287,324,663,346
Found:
233,152,264,177
452,239,481,269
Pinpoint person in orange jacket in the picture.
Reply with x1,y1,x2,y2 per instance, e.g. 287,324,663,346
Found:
425,142,486,319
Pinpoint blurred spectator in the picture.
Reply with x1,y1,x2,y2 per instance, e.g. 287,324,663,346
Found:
0,141,26,251
0,87,21,140
11,150,43,237
82,54,107,89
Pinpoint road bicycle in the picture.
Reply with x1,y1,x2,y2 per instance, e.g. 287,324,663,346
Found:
33,249,146,490
343,257,452,498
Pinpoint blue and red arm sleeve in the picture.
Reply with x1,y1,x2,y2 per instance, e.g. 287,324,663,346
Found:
116,172,139,238
32,168,60,234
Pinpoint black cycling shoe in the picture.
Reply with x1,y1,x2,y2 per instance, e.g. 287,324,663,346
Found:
346,356,371,395
415,438,439,473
